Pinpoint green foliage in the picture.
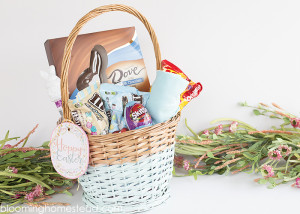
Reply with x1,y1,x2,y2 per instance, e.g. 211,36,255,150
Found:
175,102,300,189
253,109,261,115
0,128,74,208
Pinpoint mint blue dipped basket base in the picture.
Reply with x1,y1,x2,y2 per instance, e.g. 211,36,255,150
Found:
79,145,175,213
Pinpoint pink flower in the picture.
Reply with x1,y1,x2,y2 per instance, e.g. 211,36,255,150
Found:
183,160,190,171
33,185,43,197
203,130,209,136
25,192,35,201
229,121,238,133
262,165,274,177
7,166,18,174
174,156,184,168
14,194,21,199
268,150,282,160
278,145,292,156
11,167,18,174
290,118,300,128
296,178,300,188
214,125,223,135
24,185,43,201
3,144,12,149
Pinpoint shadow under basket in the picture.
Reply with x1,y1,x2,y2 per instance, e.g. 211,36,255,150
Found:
59,4,181,214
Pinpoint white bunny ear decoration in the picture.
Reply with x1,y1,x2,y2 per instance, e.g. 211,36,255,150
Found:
40,65,62,102
40,65,63,117
40,70,49,80
40,65,60,81
48,65,56,76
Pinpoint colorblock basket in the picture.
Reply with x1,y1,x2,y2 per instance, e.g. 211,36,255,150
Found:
79,145,175,213
59,4,181,213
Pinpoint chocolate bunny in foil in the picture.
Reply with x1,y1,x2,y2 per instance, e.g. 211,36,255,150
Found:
76,45,108,91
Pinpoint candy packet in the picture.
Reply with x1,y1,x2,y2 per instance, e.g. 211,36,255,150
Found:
99,83,150,133
45,27,151,100
162,60,202,110
125,101,153,130
68,82,109,135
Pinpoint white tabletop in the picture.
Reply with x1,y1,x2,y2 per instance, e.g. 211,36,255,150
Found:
14,173,299,214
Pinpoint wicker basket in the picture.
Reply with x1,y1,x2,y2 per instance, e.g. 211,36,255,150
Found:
60,4,180,213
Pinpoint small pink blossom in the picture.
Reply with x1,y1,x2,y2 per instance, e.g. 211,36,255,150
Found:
214,125,223,135
174,156,184,168
290,118,300,128
262,165,274,177
183,160,190,171
24,185,43,201
14,194,21,199
203,130,209,136
278,145,292,156
3,144,12,149
229,121,238,133
33,185,43,197
296,178,300,188
7,166,18,174
25,192,35,201
11,167,18,174
268,150,282,160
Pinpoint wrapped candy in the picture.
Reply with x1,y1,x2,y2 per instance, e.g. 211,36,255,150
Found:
125,101,152,130
68,82,109,135
99,83,150,133
162,60,202,110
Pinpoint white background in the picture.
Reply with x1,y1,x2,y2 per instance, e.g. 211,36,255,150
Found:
1,0,300,213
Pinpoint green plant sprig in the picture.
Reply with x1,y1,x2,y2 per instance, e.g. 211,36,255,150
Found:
175,102,300,189
0,126,75,211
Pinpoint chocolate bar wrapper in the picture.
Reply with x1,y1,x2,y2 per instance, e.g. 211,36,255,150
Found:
44,27,150,99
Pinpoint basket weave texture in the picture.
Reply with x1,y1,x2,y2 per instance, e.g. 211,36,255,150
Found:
88,112,180,166
59,4,180,213
79,145,175,214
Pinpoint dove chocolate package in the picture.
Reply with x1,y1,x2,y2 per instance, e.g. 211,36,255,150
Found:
44,27,150,98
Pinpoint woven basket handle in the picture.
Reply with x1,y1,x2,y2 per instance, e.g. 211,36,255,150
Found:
60,4,161,119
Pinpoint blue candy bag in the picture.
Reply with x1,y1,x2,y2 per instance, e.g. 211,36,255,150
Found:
99,83,150,133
